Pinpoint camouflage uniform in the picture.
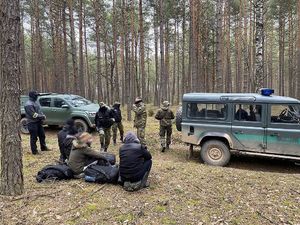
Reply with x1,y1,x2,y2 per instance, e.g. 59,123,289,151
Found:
95,102,115,151
155,101,175,151
133,98,147,145
112,102,124,144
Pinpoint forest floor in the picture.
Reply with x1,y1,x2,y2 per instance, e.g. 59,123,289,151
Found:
1,114,300,225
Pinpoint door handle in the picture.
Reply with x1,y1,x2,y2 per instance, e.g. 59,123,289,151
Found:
234,131,244,134
270,133,279,137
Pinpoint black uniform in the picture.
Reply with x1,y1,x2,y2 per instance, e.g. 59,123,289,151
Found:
112,103,124,143
24,91,47,154
57,119,78,162
95,105,115,150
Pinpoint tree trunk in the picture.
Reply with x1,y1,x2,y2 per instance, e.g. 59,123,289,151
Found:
215,0,224,92
254,0,264,92
0,0,24,196
139,0,146,99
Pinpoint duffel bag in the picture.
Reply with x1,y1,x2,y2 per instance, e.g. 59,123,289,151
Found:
100,152,116,165
36,164,74,183
84,163,119,184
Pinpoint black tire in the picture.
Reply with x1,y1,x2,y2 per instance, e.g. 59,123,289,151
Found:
176,106,182,131
20,117,29,134
74,119,89,133
200,140,231,166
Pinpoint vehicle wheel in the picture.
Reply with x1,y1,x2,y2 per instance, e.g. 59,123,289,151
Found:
20,117,29,134
200,140,231,166
176,106,182,131
74,119,88,133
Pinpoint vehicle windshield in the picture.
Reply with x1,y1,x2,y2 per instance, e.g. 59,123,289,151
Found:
64,96,91,107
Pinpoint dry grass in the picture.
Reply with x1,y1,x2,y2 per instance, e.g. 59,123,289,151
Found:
0,109,300,225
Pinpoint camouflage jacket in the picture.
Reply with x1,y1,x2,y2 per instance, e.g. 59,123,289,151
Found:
155,108,175,127
133,103,147,128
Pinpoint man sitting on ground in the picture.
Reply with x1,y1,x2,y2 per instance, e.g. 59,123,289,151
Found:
57,119,78,162
119,132,152,191
68,132,107,176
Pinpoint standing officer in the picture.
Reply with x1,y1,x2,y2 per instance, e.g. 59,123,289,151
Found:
24,91,49,155
112,101,124,144
155,101,175,152
132,97,147,145
95,102,115,151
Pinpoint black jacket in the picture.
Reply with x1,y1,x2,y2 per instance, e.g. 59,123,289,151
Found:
112,105,122,123
119,132,152,180
95,106,115,129
57,125,78,160
24,98,45,124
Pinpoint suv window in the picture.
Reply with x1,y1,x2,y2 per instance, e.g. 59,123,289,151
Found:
270,104,300,124
187,103,227,120
39,98,51,107
54,98,66,108
234,104,262,122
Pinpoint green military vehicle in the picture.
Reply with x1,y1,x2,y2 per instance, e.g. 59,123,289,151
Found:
176,89,300,166
21,93,99,134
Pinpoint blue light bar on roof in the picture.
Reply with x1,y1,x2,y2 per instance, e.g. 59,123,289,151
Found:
260,88,274,96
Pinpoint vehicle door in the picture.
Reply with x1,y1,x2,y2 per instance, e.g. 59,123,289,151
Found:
38,97,52,124
266,104,300,156
231,103,266,152
182,102,230,145
51,98,72,125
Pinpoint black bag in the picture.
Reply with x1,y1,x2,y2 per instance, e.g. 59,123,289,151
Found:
84,163,119,184
100,152,116,165
36,164,74,183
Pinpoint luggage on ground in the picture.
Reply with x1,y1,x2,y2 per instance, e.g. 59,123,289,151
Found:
36,164,74,183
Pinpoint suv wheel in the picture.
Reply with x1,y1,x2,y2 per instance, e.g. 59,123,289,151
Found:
20,117,29,134
201,140,231,166
74,119,88,133
176,106,182,131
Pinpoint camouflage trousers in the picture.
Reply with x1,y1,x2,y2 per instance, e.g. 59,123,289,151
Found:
99,127,111,150
136,126,146,146
159,125,172,147
112,122,124,141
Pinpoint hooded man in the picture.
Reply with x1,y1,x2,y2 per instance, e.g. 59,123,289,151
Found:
112,101,124,144
57,119,78,162
155,101,175,152
24,91,49,155
119,132,152,191
132,97,147,145
95,102,115,151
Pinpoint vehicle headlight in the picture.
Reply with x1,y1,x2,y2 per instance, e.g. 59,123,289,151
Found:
87,112,96,117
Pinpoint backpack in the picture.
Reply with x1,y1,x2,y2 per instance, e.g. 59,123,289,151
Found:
84,162,119,184
36,164,74,183
100,152,116,165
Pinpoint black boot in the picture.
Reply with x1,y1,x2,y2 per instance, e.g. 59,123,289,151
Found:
120,135,124,143
113,139,117,145
166,144,170,150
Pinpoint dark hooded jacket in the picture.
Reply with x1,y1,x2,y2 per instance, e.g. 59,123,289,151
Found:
24,91,45,124
112,103,122,123
119,132,152,180
57,120,78,160
95,106,115,129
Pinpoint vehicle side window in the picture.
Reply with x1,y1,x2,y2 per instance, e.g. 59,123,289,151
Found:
39,98,51,107
270,104,300,124
187,103,227,120
234,104,262,122
54,98,66,108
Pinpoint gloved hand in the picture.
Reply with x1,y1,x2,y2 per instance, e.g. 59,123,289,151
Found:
111,118,115,122
132,104,137,110
98,128,104,135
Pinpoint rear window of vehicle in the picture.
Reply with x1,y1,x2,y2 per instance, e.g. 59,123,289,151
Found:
39,98,51,107
187,103,227,120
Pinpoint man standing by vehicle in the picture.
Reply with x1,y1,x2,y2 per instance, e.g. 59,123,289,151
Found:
112,101,124,144
155,101,175,152
24,91,49,155
95,102,115,152
132,97,147,145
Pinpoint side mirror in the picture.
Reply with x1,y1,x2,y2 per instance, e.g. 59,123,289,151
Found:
61,104,69,109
